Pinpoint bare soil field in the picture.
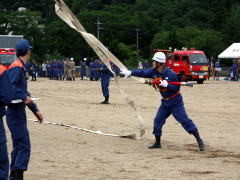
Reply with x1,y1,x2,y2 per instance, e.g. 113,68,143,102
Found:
4,77,240,180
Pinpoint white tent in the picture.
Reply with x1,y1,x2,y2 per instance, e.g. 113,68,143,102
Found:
218,43,240,59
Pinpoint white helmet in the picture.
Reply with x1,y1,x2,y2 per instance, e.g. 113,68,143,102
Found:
152,52,166,63
70,58,74,61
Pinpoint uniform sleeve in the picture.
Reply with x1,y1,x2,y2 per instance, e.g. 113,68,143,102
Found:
0,71,13,105
166,71,180,92
8,67,28,101
27,102,39,114
131,69,154,78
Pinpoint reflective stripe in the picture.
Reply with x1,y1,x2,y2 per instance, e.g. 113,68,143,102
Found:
0,64,7,76
9,59,24,69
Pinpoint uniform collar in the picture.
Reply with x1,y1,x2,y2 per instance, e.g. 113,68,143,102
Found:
18,57,27,70
162,66,167,76
154,65,167,76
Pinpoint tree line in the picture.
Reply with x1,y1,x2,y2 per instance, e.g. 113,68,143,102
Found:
0,0,239,66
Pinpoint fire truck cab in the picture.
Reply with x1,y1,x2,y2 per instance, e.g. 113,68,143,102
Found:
0,48,17,69
0,35,23,69
153,48,209,84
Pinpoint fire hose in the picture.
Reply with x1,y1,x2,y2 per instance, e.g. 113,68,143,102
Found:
145,78,193,91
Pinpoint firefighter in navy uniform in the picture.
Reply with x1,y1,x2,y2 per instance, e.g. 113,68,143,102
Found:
121,52,205,151
98,61,113,104
0,63,13,180
7,39,43,180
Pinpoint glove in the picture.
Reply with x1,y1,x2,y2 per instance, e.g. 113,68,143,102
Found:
160,80,168,87
120,68,131,79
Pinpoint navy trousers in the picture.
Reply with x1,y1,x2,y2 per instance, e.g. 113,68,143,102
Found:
153,94,197,136
101,79,110,97
81,69,86,77
0,117,9,180
6,104,30,171
89,70,94,80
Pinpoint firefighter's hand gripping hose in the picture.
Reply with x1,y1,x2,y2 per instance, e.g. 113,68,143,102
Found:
55,0,145,139
145,78,193,87
145,78,193,92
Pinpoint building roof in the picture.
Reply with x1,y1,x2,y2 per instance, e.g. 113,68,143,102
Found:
218,43,240,59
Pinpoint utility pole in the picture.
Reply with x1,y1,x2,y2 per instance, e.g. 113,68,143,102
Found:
136,28,141,59
95,18,103,39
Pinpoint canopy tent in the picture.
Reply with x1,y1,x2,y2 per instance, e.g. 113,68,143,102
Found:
218,43,240,59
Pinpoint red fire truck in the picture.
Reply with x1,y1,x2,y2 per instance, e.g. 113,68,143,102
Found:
0,35,23,68
153,48,209,84
0,48,17,69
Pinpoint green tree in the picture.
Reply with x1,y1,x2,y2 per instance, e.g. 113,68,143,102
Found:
224,5,240,44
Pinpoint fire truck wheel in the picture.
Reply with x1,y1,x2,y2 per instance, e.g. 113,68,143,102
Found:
197,79,204,84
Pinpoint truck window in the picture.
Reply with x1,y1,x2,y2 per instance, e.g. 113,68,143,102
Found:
182,55,189,64
182,55,188,62
0,54,16,66
190,54,208,65
174,54,180,61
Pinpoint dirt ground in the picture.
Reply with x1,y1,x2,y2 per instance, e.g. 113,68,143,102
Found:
4,77,240,180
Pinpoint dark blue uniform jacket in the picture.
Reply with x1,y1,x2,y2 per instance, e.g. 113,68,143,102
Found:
8,58,38,113
100,64,113,80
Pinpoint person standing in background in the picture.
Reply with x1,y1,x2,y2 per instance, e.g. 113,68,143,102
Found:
80,58,87,80
98,61,113,104
31,60,37,81
214,59,221,80
69,58,75,81
89,60,95,81
41,62,47,77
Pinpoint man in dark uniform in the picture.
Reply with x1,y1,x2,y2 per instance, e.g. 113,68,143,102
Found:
89,60,95,81
31,60,37,81
98,61,113,104
121,52,205,151
94,59,101,81
143,60,149,70
0,62,13,180
80,59,87,80
7,39,43,180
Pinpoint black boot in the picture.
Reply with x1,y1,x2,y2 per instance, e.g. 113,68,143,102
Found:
101,96,109,104
148,135,161,149
10,171,15,180
15,170,24,180
192,129,205,151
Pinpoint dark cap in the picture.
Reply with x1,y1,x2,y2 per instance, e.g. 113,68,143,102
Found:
15,39,32,54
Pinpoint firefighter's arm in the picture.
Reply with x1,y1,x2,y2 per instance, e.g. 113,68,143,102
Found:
27,102,39,114
121,68,153,79
131,69,153,78
9,67,28,101
164,73,180,91
0,71,13,105
27,102,43,123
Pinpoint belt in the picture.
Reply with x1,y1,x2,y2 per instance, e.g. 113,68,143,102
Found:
163,91,180,100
